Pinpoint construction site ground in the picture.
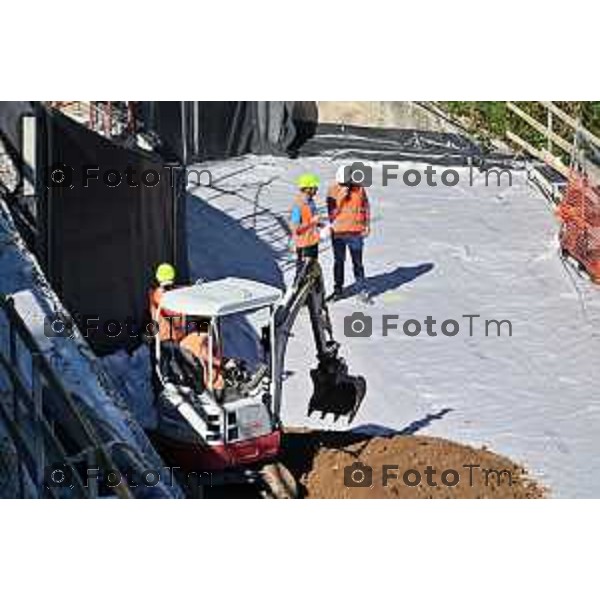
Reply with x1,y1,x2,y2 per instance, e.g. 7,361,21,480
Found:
179,150,600,498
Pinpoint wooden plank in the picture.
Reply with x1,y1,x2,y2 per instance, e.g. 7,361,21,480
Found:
541,101,600,150
507,102,574,155
506,129,570,177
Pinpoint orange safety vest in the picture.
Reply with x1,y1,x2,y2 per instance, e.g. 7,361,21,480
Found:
291,194,320,249
180,332,224,390
148,286,184,342
328,184,369,235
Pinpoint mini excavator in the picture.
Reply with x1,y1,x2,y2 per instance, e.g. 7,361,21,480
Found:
150,259,366,497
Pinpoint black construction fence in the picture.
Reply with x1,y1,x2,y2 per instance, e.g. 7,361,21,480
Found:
1,102,186,355
39,107,188,354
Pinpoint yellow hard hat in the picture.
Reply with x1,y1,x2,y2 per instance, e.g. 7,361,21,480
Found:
156,263,176,285
297,173,320,190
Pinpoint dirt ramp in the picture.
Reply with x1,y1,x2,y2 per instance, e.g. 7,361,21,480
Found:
281,431,545,499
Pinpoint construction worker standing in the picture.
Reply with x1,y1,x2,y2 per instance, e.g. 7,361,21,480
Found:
290,173,322,278
327,166,371,301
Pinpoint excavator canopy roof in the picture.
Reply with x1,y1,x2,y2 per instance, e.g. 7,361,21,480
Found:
159,278,283,318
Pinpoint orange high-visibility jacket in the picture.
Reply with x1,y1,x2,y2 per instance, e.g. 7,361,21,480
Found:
327,184,370,235
290,194,320,248
180,332,224,390
290,195,319,248
148,286,184,342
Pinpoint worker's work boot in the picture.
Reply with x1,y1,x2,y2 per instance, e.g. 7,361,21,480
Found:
326,288,344,302
357,286,373,305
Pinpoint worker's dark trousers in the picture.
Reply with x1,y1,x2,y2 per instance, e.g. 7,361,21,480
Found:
333,234,365,291
295,244,319,279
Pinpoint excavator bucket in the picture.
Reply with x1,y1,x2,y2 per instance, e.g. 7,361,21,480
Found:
308,354,366,423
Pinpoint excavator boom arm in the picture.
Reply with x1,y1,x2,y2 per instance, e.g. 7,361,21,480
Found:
270,260,366,423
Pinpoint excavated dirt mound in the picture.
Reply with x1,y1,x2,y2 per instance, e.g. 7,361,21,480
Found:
280,430,545,499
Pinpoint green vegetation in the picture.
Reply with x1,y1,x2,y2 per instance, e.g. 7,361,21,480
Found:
440,101,600,155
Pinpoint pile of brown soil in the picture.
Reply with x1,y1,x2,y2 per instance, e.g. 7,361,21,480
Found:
280,430,545,499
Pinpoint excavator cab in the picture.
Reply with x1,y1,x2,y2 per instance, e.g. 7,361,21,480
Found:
155,280,281,398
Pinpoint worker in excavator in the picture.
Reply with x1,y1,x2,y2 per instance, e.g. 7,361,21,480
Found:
180,319,225,391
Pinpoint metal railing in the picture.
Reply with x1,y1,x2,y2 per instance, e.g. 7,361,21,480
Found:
0,294,135,498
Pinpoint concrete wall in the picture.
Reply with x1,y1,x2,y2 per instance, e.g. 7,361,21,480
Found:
317,101,455,132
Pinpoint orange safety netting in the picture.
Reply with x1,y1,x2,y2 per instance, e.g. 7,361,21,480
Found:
556,172,600,282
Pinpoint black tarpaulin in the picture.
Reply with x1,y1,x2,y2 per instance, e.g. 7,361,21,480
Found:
38,107,186,355
138,101,317,163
